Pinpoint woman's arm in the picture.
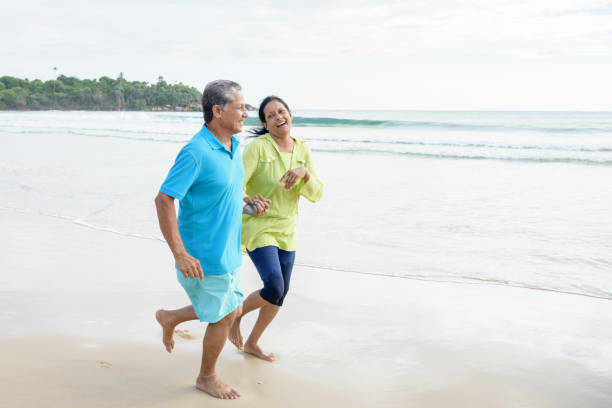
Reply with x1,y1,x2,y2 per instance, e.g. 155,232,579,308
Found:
242,140,259,187
297,144,323,203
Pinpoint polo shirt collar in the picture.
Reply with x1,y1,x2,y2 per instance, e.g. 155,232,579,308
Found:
200,125,240,157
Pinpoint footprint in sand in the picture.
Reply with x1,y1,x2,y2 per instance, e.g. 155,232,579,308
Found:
174,329,197,340
97,361,112,368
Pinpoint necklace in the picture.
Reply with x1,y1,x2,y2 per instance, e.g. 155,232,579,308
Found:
271,135,295,170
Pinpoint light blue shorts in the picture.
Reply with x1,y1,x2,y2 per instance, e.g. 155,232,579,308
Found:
176,268,244,323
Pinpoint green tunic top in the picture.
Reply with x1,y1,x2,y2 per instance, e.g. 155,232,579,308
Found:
241,133,323,252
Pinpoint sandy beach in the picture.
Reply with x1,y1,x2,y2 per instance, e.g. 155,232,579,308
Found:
2,109,612,407
2,209,611,407
3,0,612,403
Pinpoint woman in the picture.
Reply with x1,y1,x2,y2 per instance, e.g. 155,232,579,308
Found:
229,96,323,361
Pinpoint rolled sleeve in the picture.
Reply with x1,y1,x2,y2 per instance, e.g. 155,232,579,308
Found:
298,146,323,203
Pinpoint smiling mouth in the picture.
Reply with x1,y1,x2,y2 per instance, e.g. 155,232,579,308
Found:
276,121,287,128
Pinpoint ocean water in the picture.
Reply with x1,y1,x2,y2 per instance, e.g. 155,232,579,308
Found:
1,110,611,300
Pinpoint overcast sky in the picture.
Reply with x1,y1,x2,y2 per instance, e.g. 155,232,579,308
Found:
2,0,612,110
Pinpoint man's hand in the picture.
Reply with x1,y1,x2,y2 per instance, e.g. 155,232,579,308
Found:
244,195,271,217
175,252,204,280
280,166,310,190
155,192,202,279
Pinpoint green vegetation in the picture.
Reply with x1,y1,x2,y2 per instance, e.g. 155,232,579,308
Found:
0,74,202,111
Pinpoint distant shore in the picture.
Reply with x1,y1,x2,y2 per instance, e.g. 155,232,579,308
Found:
0,104,257,112
0,74,255,112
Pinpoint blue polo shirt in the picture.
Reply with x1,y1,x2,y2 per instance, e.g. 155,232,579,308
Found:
160,124,244,275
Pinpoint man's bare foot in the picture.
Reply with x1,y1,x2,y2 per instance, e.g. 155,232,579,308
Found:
196,374,240,399
244,342,276,362
155,309,175,353
228,317,244,350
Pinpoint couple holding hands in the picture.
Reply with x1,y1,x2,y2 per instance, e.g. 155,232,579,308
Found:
154,80,323,399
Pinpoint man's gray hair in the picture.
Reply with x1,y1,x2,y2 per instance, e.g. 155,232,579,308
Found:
202,80,242,123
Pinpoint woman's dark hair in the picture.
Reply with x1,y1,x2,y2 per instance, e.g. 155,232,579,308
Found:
249,95,291,137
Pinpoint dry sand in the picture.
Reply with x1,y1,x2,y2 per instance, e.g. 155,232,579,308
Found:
1,210,612,407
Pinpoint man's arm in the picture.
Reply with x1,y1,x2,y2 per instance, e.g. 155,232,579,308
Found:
243,194,271,216
154,192,204,280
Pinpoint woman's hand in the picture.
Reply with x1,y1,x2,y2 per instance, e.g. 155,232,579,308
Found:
280,166,310,190
244,195,271,216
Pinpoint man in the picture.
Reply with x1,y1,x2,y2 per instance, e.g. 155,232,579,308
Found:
154,80,269,400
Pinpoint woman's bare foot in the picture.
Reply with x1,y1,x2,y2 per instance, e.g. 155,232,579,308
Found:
228,317,244,350
155,309,176,353
244,341,276,362
196,374,240,399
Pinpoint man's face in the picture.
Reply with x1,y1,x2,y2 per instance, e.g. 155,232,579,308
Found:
218,92,248,134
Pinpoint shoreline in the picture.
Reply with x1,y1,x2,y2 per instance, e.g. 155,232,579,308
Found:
5,202,607,302
294,261,612,302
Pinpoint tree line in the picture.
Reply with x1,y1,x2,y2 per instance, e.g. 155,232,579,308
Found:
0,74,203,111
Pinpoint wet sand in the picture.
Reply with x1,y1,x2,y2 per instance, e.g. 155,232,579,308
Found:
1,209,612,407
0,336,365,408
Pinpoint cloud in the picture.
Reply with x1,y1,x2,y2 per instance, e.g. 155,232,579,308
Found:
3,0,612,63
2,0,611,109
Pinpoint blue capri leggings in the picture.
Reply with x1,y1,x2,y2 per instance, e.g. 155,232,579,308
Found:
247,246,296,306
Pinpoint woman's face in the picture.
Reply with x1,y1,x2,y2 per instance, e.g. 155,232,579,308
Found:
263,100,292,138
